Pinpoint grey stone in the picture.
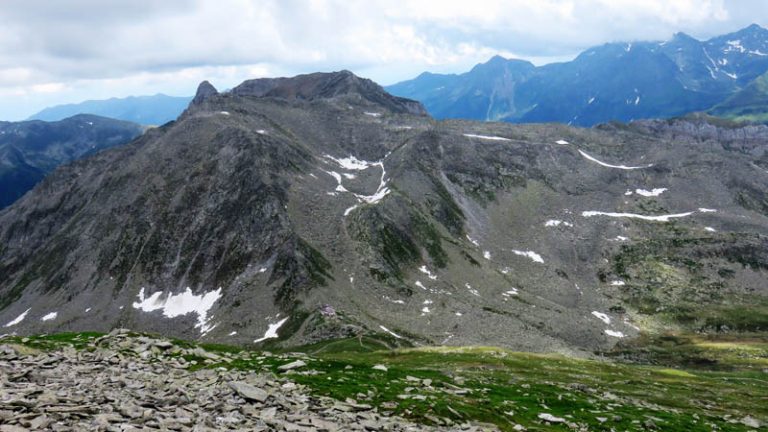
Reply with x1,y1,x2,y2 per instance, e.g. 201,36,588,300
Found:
741,416,761,428
278,360,307,371
229,382,269,402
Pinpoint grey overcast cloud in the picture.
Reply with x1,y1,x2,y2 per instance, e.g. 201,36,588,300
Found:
0,0,766,120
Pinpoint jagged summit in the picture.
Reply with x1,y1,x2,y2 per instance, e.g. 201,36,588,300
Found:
232,70,427,115
733,23,768,35
191,80,218,105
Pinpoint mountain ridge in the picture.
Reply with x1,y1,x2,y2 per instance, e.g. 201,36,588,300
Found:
1,71,766,354
387,24,768,126
0,114,144,209
29,94,193,126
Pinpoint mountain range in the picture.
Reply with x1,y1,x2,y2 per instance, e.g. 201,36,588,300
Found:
387,24,768,126
1,71,766,354
29,94,192,126
0,114,144,209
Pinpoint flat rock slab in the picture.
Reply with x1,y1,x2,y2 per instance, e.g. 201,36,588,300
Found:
229,382,269,402
278,360,307,371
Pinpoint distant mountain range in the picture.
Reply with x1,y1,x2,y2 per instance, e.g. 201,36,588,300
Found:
29,94,192,126
387,24,768,126
0,114,143,209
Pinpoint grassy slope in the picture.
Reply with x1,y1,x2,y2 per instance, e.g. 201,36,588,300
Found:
3,332,766,431
709,71,768,123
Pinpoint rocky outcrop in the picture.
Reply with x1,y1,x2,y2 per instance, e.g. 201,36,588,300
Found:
191,80,219,106
233,70,427,115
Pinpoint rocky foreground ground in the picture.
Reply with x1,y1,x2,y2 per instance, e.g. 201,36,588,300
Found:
0,330,497,431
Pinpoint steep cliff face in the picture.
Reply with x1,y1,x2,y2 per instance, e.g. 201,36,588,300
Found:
1,72,766,353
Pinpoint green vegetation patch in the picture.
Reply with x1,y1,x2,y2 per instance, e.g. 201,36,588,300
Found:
6,332,768,431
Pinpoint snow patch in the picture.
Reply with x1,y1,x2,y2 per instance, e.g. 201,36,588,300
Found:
726,40,745,53
324,170,342,184
84,308,91,313
324,155,391,215
463,133,511,142
343,205,359,216
511,250,544,264
610,280,626,286
705,226,717,232
465,283,480,297
624,190,633,196
133,287,222,334
325,155,377,171
698,208,717,213
41,312,58,322
229,331,237,336
256,129,266,135
4,308,30,327
418,266,438,280
588,97,595,104
578,150,653,170
545,219,572,227
483,251,492,260
254,317,289,343
592,311,611,325
605,329,626,338
466,235,480,247
364,112,381,117
421,306,431,314
219,111,230,116
415,281,427,290
582,211,693,222
635,188,667,197
502,288,519,296
555,139,570,145
379,325,403,339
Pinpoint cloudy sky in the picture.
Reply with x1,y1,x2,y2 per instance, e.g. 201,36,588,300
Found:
1,0,766,120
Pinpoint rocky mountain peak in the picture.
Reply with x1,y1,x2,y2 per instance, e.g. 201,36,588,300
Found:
191,80,219,105
232,70,427,115
737,23,768,36
670,32,699,45
470,55,535,74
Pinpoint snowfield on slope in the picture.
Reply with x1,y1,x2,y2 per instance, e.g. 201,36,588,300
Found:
133,287,222,334
254,317,289,343
463,133,511,141
578,150,653,170
582,211,694,222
